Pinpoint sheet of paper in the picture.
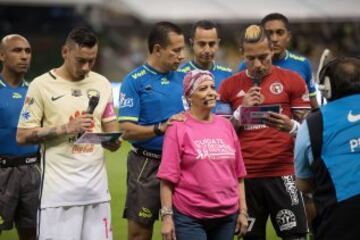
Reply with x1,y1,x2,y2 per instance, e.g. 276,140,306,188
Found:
75,132,122,144
239,105,281,125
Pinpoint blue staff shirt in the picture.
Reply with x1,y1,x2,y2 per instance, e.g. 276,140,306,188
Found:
118,64,185,151
0,77,38,156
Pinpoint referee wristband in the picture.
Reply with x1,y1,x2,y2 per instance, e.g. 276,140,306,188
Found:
153,123,164,136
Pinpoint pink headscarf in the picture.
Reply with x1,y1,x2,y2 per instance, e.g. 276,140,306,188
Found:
183,69,214,99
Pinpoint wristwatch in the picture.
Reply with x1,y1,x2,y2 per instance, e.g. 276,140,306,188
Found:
153,122,164,136
159,206,173,220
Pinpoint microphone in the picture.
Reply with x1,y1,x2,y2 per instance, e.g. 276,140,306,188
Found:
77,96,99,139
252,77,261,87
87,96,100,114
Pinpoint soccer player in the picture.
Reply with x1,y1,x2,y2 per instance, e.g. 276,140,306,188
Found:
295,57,360,240
237,13,319,109
219,25,310,240
16,27,120,240
179,20,232,114
0,34,39,240
118,21,186,240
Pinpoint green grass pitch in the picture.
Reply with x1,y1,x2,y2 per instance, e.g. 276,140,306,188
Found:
1,142,280,239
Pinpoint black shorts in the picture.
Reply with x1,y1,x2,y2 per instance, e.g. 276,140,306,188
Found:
123,151,161,227
244,176,308,239
0,164,40,230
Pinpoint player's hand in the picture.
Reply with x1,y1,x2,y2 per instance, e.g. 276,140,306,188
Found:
242,87,264,107
159,112,186,133
66,111,94,134
264,112,292,132
235,212,249,238
161,216,176,240
101,137,122,152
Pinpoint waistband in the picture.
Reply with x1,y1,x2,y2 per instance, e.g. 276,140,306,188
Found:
0,153,40,168
131,147,162,160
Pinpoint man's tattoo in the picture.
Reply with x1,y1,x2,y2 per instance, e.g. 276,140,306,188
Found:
26,124,67,143
293,109,310,122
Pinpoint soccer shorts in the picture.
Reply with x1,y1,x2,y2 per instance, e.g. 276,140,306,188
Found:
244,176,308,239
38,202,112,240
0,164,40,230
123,151,161,227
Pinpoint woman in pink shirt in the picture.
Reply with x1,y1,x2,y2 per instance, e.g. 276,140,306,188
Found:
157,70,248,240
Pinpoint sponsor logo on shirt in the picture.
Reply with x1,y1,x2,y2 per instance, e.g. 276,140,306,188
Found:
349,138,360,153
72,143,95,154
21,109,31,121
25,96,34,105
12,92,22,99
119,93,133,108
161,77,170,85
51,95,65,101
347,110,360,123
237,90,246,97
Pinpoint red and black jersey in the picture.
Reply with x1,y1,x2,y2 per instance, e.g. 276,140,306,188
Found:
219,66,310,178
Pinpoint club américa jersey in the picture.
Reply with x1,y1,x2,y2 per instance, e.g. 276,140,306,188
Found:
238,50,316,96
18,70,116,208
219,66,310,178
118,64,186,151
0,77,38,156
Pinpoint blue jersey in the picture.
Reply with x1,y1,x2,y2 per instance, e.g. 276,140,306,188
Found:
118,64,185,151
179,61,232,91
0,77,38,156
238,50,316,96
179,61,233,115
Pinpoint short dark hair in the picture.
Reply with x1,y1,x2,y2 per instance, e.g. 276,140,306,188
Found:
147,21,183,53
261,13,290,30
66,26,98,48
190,20,218,39
239,24,271,51
320,57,360,100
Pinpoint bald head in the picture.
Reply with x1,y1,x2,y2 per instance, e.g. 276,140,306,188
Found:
0,34,31,76
0,34,29,51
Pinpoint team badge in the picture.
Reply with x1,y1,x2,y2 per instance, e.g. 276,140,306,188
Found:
269,82,284,95
72,89,82,97
87,89,100,99
276,209,297,231
25,96,34,105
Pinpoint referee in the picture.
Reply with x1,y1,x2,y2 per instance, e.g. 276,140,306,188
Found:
0,34,39,240
118,21,186,240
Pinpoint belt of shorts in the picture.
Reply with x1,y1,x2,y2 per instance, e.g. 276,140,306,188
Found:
0,153,40,168
131,147,162,160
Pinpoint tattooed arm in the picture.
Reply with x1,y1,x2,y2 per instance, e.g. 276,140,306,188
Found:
16,113,94,144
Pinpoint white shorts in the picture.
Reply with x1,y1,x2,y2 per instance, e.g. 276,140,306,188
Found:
37,202,112,240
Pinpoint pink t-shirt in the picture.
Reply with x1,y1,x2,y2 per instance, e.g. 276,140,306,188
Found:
157,113,247,219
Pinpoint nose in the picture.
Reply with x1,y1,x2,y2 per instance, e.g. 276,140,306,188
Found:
81,62,91,73
178,50,185,61
253,58,262,68
270,33,278,43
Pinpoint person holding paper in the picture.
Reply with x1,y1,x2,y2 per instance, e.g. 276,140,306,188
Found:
16,27,120,240
158,69,248,240
218,25,310,240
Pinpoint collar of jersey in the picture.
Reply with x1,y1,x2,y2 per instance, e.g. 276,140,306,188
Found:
189,60,215,71
0,74,27,88
273,50,289,65
143,63,168,75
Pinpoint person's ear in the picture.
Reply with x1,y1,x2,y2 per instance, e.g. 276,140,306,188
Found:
153,44,162,56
